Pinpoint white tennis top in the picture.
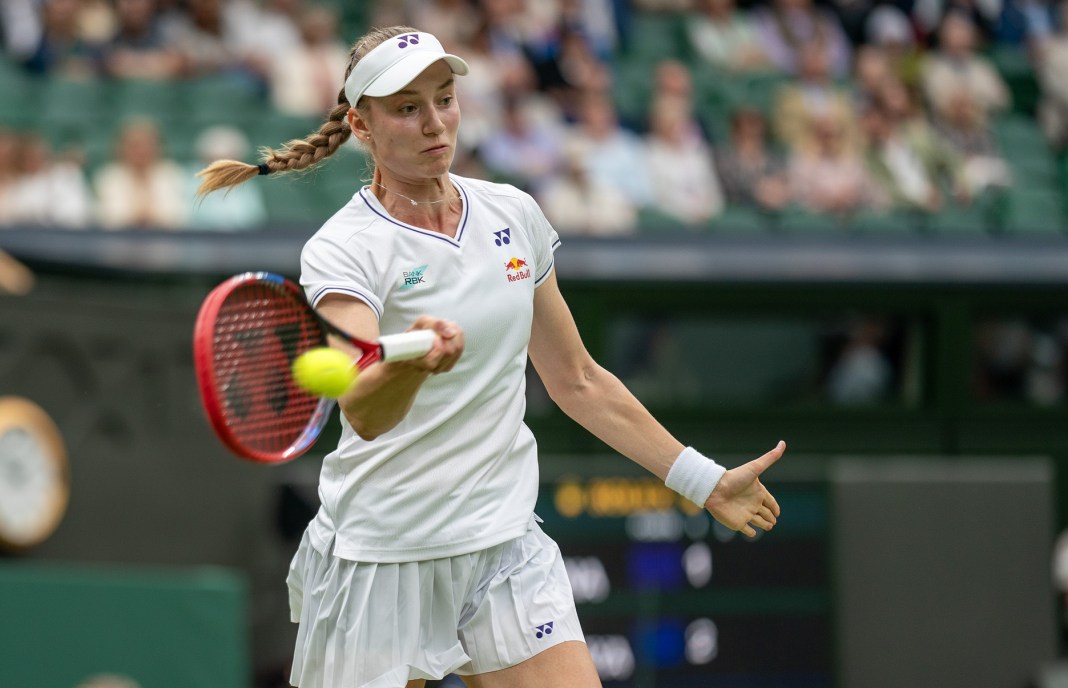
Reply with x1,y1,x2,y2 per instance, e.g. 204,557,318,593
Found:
300,174,560,562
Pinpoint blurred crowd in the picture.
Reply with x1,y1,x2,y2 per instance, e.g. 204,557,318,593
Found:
0,0,1065,232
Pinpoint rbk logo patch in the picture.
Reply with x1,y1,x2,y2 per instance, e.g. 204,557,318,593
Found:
400,265,428,290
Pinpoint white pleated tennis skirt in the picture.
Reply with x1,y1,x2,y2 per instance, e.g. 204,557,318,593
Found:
287,515,584,688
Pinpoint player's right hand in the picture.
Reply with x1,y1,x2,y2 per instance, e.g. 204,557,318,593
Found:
406,316,464,374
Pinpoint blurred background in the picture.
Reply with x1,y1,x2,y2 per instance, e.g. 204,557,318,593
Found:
0,0,1066,686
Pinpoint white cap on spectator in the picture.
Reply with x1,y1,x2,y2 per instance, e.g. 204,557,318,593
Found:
344,32,469,107
866,5,915,46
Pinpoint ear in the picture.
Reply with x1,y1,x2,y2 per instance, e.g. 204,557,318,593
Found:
347,107,372,144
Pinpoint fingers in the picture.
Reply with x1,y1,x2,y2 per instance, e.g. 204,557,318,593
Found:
749,440,786,475
408,317,464,374
756,504,776,526
763,486,781,518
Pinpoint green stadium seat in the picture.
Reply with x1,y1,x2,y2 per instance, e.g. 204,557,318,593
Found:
104,78,184,127
261,174,330,227
621,12,689,62
994,114,1049,156
707,205,775,233
990,46,1039,115
184,75,262,129
777,208,841,233
851,209,920,234
1000,187,1065,234
0,60,39,128
636,206,690,234
612,59,655,130
925,201,995,234
1013,158,1059,188
250,112,323,152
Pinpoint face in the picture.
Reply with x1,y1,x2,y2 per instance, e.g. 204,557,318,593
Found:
351,60,460,184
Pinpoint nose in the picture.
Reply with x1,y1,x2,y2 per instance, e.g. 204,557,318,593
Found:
423,107,445,136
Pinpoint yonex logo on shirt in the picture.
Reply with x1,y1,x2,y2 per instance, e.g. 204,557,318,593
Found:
400,265,428,290
493,228,511,246
534,621,554,639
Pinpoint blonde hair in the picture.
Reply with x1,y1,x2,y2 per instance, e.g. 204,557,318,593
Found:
196,26,419,196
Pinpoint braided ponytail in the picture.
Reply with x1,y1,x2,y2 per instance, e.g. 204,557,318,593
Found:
196,25,419,197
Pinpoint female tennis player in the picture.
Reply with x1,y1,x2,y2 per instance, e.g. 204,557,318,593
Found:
197,26,785,688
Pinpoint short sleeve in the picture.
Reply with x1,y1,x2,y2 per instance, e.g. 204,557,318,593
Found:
520,192,562,285
300,230,385,320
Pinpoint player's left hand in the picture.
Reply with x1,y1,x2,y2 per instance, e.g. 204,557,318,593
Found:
704,441,785,537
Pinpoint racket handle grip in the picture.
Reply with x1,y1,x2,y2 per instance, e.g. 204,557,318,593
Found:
380,329,437,362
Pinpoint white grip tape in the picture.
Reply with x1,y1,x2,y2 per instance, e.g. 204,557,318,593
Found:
379,329,436,362
665,447,726,507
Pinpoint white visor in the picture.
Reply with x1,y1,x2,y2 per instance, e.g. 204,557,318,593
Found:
344,31,469,107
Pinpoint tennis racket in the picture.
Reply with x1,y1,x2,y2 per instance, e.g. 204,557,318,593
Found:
193,272,435,463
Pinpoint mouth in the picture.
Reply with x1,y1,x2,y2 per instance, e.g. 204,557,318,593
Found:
422,143,451,155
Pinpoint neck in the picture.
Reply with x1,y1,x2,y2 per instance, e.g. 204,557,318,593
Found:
371,172,463,235
371,170,455,206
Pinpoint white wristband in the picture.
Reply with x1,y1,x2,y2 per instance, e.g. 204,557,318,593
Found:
665,447,726,507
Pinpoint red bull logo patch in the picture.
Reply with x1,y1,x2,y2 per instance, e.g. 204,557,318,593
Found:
504,257,531,282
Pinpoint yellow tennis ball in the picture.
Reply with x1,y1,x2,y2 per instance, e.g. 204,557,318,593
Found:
291,347,358,398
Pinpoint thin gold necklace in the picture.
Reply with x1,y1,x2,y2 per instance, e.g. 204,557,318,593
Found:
373,181,458,207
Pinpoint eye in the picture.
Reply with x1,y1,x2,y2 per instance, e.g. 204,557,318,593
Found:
399,104,417,114
440,95,454,106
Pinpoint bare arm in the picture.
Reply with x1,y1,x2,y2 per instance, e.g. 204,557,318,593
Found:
316,294,464,440
528,271,783,536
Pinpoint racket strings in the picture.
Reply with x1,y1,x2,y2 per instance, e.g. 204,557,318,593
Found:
211,286,325,453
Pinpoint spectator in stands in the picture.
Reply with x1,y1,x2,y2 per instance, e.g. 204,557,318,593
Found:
479,94,565,192
0,0,42,61
269,4,348,117
537,143,637,236
824,318,895,405
99,0,183,80
853,44,894,110
186,125,266,230
255,0,303,55
450,18,529,154
94,118,187,229
715,106,791,212
685,0,771,73
921,10,1011,126
545,24,615,121
864,4,925,87
23,0,101,76
6,133,93,227
401,0,481,49
159,0,266,86
752,0,853,77
875,76,971,203
773,39,860,154
912,0,1001,43
645,94,725,225
788,112,876,216
566,92,655,208
1036,0,1068,150
652,59,709,141
860,104,940,212
0,129,21,226
933,89,1013,195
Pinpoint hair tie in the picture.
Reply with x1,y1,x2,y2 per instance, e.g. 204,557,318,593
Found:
257,163,271,176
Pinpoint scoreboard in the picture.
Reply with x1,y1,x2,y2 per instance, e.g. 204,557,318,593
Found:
534,472,830,687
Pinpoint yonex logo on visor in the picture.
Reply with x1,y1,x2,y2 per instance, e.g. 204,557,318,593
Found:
344,31,470,107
